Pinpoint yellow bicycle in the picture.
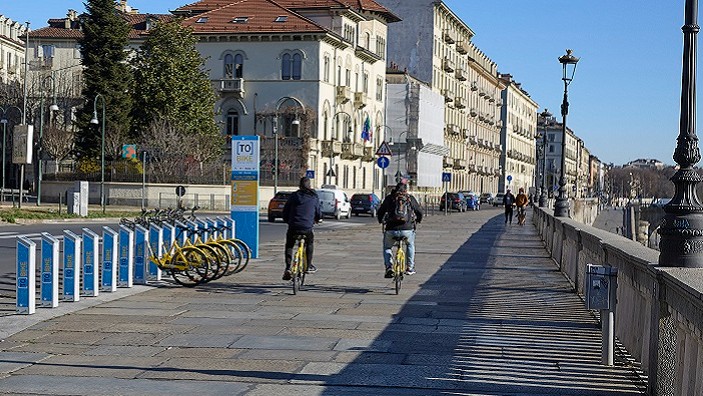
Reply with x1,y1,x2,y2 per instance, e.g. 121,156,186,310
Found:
289,234,308,294
390,235,408,295
148,240,213,287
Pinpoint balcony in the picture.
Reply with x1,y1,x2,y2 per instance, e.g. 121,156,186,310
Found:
462,128,470,138
321,140,342,157
446,124,460,136
453,158,466,170
443,89,454,103
469,108,478,117
468,135,477,145
443,156,452,168
443,30,456,44
455,68,467,81
442,57,455,73
362,146,374,161
468,163,477,172
455,97,466,109
494,143,502,152
341,142,364,159
336,86,351,104
353,92,367,109
471,82,478,91
456,41,469,54
216,78,245,98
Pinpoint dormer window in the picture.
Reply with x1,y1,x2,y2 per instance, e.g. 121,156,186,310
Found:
196,17,208,23
275,16,288,22
232,16,249,24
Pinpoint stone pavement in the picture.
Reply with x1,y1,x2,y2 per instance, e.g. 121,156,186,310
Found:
0,207,647,395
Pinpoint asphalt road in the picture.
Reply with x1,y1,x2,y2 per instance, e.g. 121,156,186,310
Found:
0,212,379,315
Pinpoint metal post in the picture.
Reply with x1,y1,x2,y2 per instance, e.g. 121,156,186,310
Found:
444,181,448,216
37,98,44,206
539,109,551,207
142,151,146,209
1,121,5,202
273,117,278,194
554,50,579,217
601,309,615,365
21,22,29,125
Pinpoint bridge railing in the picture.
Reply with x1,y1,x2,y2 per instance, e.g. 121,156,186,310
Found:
533,207,703,396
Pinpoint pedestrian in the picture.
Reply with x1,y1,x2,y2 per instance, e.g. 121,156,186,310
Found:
503,189,516,224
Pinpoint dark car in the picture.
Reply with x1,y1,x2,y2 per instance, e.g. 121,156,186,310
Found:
267,191,293,222
350,193,381,216
439,192,466,212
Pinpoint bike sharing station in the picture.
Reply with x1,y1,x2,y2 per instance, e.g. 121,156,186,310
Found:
15,217,237,315
231,136,260,258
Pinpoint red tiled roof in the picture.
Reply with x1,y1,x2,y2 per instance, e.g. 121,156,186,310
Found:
29,13,173,40
181,0,327,34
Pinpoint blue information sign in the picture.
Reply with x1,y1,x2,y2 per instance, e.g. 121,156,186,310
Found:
507,175,513,182
377,156,390,169
305,169,315,179
442,172,452,182
231,135,260,258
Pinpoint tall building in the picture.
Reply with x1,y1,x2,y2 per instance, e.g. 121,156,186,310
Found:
375,0,504,194
0,15,27,84
498,73,538,193
539,113,578,197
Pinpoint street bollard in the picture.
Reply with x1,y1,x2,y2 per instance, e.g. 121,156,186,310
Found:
133,225,148,285
63,230,81,302
148,223,163,281
16,236,36,314
102,226,118,292
82,228,100,297
40,233,59,307
118,225,134,287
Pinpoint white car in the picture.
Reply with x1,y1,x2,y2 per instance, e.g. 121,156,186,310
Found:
317,187,351,219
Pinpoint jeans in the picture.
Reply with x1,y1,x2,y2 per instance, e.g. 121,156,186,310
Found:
383,230,415,270
285,229,314,270
504,206,513,223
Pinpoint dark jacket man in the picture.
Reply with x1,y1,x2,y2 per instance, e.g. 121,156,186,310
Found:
281,177,321,279
377,182,423,230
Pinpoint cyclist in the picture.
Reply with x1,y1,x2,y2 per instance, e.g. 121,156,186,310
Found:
515,187,529,225
281,177,321,280
503,188,516,224
377,180,423,278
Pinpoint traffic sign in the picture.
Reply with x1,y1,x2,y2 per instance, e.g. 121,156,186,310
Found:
305,170,315,179
507,175,513,182
375,141,393,156
175,185,186,197
326,169,336,178
442,172,451,182
377,156,390,169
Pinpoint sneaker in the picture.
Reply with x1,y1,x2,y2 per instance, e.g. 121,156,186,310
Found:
282,270,292,281
405,268,416,275
306,264,317,274
384,268,394,278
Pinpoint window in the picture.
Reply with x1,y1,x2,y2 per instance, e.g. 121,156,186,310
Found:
226,110,239,135
224,54,234,78
363,72,369,94
323,56,330,82
275,16,288,22
323,113,329,140
234,54,243,78
345,69,351,86
337,65,342,85
73,44,81,59
224,53,244,78
375,37,386,58
232,16,249,23
37,44,55,58
376,77,383,101
549,145,554,153
196,17,208,23
281,52,302,80
365,32,371,49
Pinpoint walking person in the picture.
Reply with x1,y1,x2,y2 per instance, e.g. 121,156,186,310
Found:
281,177,321,280
503,189,516,224
377,180,423,278
515,188,529,225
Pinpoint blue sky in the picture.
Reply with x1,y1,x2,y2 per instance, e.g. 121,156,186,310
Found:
4,0,692,165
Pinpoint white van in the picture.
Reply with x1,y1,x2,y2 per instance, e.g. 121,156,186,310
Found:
317,186,351,220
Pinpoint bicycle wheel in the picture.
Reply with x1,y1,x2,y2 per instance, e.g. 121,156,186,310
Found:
291,240,304,295
299,246,307,288
170,246,210,287
219,239,244,276
228,239,251,274
394,242,406,295
204,241,232,280
194,243,222,283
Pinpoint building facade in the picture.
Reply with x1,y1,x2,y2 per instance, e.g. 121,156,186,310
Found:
0,15,27,84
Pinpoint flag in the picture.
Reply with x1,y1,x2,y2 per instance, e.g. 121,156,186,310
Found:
361,116,371,142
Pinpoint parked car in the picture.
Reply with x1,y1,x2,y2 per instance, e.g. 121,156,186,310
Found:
493,193,506,207
440,192,466,212
317,187,352,219
267,191,293,222
460,191,480,211
480,193,495,205
350,193,381,217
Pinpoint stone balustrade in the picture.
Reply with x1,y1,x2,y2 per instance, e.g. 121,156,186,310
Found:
533,207,703,395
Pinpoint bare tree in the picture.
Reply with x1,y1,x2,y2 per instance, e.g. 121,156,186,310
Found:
41,124,74,174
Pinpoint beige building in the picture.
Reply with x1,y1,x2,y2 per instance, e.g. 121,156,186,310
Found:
499,74,538,193
376,0,504,194
0,15,27,84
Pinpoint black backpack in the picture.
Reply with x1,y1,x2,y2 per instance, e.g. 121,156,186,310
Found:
390,191,414,224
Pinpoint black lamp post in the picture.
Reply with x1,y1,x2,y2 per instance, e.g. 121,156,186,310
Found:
659,0,703,268
538,109,552,207
554,49,579,217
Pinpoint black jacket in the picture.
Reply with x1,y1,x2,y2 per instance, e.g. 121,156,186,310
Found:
282,189,321,232
503,192,516,207
377,192,423,231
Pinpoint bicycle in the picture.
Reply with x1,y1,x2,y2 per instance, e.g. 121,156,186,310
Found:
390,235,408,295
517,206,526,226
289,234,308,294
147,239,213,287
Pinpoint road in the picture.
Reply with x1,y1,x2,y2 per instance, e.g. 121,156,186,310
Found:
0,212,379,315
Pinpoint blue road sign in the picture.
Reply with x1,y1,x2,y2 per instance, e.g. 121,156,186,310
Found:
442,172,451,182
306,169,315,179
507,175,513,182
377,156,390,169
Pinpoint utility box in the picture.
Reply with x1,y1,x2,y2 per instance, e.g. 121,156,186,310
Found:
585,264,618,311
67,181,89,217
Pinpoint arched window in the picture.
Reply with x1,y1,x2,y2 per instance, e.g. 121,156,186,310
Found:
226,110,239,136
224,54,234,79
281,53,291,80
234,53,243,78
282,52,303,80
292,53,302,80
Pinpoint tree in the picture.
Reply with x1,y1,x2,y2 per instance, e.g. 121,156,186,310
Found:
76,0,133,161
132,20,223,175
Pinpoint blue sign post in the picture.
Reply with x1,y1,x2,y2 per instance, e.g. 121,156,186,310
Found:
40,232,59,307
63,230,81,302
305,169,315,179
377,156,390,169
148,224,163,281
102,227,118,292
231,135,260,258
442,172,451,216
16,236,36,314
134,225,147,285
118,225,134,288
82,228,100,297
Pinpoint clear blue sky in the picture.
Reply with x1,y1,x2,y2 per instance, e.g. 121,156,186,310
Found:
4,0,694,166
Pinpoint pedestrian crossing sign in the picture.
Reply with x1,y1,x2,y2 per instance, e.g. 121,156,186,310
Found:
375,141,393,156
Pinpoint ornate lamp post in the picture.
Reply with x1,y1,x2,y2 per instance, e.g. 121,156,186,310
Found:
554,49,579,217
0,106,23,202
537,109,552,207
659,0,703,267
273,96,305,194
89,94,106,214
36,74,59,206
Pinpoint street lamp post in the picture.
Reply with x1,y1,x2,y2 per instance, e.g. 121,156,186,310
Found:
274,97,305,194
0,106,23,202
538,109,552,207
90,94,106,214
37,74,59,206
554,49,579,217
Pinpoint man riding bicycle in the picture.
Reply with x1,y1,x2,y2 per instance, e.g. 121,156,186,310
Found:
377,180,423,278
515,187,529,224
281,177,321,280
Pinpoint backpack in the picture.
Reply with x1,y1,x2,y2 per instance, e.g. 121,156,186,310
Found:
390,191,414,224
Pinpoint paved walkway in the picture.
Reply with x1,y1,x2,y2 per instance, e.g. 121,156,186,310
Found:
0,207,646,395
